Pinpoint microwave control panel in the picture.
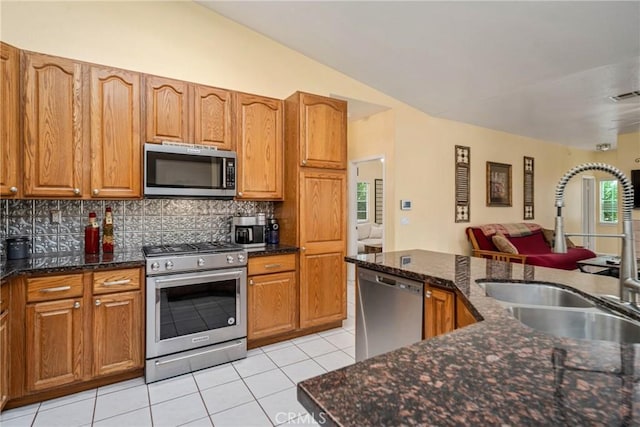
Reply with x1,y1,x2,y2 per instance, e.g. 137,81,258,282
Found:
226,159,236,189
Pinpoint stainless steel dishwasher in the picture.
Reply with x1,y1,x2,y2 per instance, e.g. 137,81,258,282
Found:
356,267,424,362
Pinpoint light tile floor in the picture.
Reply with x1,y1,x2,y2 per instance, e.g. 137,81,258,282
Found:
1,282,357,427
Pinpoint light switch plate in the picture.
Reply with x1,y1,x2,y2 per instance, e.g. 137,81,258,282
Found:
50,209,61,225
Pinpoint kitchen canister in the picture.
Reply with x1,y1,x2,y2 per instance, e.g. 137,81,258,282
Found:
6,236,31,260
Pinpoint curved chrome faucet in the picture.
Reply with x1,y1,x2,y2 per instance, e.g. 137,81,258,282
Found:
554,163,640,303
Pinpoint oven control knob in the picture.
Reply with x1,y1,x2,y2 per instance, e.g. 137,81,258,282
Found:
165,261,174,270
197,258,205,267
237,254,245,263
226,255,234,264
151,262,160,271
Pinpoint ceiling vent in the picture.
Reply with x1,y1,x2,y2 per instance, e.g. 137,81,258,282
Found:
608,91,640,102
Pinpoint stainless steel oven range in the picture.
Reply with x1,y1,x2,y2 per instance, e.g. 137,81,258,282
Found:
143,242,247,383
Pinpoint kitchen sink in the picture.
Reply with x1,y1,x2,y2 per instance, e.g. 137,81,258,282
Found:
507,306,640,343
479,282,596,308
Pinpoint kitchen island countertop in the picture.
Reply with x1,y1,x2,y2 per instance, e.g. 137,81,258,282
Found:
298,249,640,426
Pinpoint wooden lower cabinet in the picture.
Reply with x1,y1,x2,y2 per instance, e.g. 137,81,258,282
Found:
248,272,296,340
26,298,84,392
0,309,9,410
93,291,142,376
424,286,455,339
299,250,346,328
456,296,478,329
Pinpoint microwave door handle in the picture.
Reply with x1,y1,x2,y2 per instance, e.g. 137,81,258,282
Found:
222,158,227,189
247,228,253,241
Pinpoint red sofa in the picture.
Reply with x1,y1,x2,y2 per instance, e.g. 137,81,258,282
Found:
466,223,596,270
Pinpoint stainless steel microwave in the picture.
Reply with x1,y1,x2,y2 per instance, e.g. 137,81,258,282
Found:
144,143,236,198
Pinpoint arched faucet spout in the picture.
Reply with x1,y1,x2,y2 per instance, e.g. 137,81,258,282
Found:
553,163,638,302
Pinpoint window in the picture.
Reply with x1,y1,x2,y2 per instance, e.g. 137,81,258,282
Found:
357,182,369,222
599,179,618,224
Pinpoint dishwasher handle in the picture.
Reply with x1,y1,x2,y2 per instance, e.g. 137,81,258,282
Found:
359,269,423,294
376,275,397,286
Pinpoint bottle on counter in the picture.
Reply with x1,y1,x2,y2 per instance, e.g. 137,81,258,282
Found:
102,206,114,253
84,212,100,254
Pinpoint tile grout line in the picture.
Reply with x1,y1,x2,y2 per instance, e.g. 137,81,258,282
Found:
229,359,276,426
191,373,215,426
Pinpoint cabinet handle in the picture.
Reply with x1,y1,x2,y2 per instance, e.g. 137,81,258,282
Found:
264,263,282,269
301,247,306,252
74,301,81,309
73,188,81,195
302,160,307,166
9,186,17,194
95,299,101,306
249,279,254,285
238,192,243,196
40,285,71,293
425,290,432,298
92,189,100,196
102,279,131,287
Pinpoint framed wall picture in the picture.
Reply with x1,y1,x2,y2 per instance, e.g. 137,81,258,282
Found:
486,162,512,207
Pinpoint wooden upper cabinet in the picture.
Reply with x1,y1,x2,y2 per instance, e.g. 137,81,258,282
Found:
145,76,189,143
299,170,346,247
193,85,232,150
0,43,20,198
23,52,84,198
299,93,347,170
235,93,283,200
90,66,141,198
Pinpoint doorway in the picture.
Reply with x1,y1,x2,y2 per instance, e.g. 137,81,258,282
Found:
347,156,385,280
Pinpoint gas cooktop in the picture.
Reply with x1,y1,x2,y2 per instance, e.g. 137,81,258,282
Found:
142,242,242,257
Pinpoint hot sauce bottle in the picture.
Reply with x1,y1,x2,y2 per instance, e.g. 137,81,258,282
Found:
84,212,100,254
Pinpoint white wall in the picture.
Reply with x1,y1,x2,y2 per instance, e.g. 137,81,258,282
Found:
2,0,600,255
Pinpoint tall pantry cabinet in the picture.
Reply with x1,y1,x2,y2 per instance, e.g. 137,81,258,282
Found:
276,92,348,329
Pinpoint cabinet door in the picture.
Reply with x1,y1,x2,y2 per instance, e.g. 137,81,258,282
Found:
235,93,283,199
26,298,83,391
90,66,141,198
193,85,232,150
299,93,347,170
23,52,84,198
248,272,296,340
0,43,20,198
456,296,477,329
93,291,142,377
0,310,8,410
299,170,346,328
424,287,455,338
144,76,189,143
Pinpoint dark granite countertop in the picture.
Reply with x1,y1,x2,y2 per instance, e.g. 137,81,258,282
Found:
1,250,145,282
298,249,640,426
246,244,298,257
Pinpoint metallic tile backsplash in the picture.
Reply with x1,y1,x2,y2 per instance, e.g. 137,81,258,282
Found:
0,199,273,255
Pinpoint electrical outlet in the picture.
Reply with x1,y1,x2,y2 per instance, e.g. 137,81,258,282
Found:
50,209,61,225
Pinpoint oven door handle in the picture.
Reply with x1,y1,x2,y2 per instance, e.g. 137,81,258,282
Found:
153,271,243,288
154,340,245,366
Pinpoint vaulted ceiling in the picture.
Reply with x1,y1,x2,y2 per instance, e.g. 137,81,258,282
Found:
199,1,640,150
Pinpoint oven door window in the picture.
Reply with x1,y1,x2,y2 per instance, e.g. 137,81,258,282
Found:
160,280,237,340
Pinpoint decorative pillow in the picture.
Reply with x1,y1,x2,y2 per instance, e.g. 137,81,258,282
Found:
369,225,383,239
542,228,576,249
492,233,518,254
357,223,371,240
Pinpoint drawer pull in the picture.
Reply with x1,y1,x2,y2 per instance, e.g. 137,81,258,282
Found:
95,299,101,306
40,285,72,293
264,263,282,269
102,279,132,287
73,302,81,309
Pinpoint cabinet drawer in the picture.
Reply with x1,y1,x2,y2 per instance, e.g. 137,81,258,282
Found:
248,254,296,275
27,273,84,302
93,268,141,295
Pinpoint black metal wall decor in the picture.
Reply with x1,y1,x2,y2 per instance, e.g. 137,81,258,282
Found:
455,145,470,222
524,156,534,220
374,179,383,224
